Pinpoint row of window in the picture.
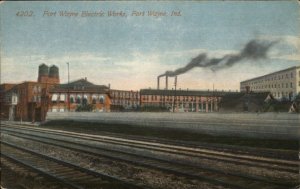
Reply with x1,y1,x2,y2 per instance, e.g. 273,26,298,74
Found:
142,97,217,102
52,97,105,104
249,82,294,90
144,102,215,111
32,95,41,103
272,91,294,98
111,100,139,106
246,71,296,85
112,96,139,100
111,99,139,104
32,85,42,93
51,94,105,100
111,92,139,98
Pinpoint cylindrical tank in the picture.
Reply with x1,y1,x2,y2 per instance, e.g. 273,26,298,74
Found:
49,65,59,78
38,64,49,76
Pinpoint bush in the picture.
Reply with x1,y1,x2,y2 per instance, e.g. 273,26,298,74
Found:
75,104,95,112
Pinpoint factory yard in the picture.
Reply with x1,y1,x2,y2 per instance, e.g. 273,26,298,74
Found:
1,112,299,189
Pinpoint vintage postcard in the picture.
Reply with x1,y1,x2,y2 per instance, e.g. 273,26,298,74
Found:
0,1,299,189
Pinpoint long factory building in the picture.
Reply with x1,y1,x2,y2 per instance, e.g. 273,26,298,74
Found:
240,66,300,100
1,64,299,122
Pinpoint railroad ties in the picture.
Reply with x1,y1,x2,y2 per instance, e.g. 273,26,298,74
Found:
1,140,144,189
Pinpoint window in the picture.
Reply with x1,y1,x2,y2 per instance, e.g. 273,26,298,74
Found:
286,83,288,88
291,72,293,78
76,96,81,104
99,96,105,104
60,94,66,102
33,86,37,93
70,96,74,103
290,82,293,88
51,94,58,102
299,81,300,87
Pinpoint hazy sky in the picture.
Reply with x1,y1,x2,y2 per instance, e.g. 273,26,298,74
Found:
1,1,299,91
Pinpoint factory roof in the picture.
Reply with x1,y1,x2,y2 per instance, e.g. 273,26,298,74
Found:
50,78,109,93
241,66,300,83
140,89,240,97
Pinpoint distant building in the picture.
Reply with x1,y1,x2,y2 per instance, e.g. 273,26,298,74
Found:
0,83,17,119
0,64,60,121
240,66,300,100
140,89,240,112
109,89,140,111
218,92,273,112
49,78,111,112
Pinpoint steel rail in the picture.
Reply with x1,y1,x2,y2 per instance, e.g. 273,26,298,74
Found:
1,123,297,167
3,129,297,174
2,128,297,189
1,141,147,189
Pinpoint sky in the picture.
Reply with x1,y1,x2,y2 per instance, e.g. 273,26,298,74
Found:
1,1,299,91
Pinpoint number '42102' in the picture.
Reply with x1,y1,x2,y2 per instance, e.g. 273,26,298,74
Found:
16,11,34,17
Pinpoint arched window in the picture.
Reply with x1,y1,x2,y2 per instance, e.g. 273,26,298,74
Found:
99,95,105,104
76,95,81,104
82,95,88,105
70,96,74,103
82,98,88,105
33,86,37,93
60,94,66,102
51,94,58,102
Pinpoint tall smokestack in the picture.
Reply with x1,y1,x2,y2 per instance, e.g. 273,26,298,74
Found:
165,76,168,90
157,76,160,90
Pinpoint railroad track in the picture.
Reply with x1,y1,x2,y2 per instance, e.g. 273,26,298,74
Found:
1,123,297,171
1,123,299,189
1,141,146,189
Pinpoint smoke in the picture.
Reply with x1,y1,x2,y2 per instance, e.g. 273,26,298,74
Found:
159,39,277,77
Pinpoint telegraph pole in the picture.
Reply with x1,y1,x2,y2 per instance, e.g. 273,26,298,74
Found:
67,62,70,111
173,76,177,112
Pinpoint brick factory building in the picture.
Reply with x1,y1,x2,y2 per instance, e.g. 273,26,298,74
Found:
240,66,300,100
49,78,111,113
0,84,17,119
140,89,239,112
2,64,298,121
0,64,60,121
140,89,273,113
109,89,140,111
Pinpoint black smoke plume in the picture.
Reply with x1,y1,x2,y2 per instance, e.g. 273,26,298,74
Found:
159,39,277,78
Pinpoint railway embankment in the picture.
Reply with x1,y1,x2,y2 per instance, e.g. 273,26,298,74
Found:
46,112,300,140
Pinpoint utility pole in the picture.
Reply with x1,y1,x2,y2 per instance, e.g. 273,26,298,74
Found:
67,62,70,111
173,76,177,112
